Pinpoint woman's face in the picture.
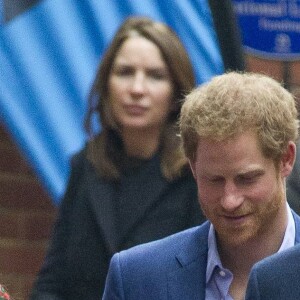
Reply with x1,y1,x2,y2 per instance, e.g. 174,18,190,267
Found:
108,36,174,133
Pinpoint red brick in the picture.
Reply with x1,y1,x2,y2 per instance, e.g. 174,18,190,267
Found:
0,124,12,144
22,275,37,300
23,212,57,240
0,144,33,175
0,210,56,241
0,123,57,300
290,61,300,85
245,54,285,82
0,211,20,239
0,241,48,275
0,176,55,210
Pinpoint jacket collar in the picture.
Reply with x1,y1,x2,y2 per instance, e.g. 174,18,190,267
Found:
166,210,300,300
167,223,210,300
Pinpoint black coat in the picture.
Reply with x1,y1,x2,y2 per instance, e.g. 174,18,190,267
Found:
30,149,206,299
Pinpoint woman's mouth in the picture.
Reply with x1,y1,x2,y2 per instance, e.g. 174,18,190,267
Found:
125,104,148,115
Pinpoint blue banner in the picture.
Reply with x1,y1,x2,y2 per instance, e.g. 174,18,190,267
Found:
0,0,225,204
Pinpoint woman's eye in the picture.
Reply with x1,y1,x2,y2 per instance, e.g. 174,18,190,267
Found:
114,68,133,76
150,69,171,81
148,71,167,80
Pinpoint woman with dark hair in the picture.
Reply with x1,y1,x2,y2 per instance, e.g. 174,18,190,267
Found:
30,16,205,300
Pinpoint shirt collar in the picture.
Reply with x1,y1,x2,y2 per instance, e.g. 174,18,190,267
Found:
206,224,222,284
278,202,295,252
206,202,296,284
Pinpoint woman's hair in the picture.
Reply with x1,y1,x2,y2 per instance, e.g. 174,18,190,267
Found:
180,71,299,164
85,16,195,180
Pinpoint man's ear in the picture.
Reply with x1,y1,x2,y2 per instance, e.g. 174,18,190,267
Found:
280,141,296,178
189,159,197,180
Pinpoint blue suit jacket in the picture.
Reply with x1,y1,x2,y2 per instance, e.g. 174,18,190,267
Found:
103,211,300,300
246,242,300,300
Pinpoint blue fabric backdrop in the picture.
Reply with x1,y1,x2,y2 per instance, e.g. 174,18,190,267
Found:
0,0,224,204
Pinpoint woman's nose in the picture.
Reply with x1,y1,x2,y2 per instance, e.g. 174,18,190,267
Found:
130,72,146,95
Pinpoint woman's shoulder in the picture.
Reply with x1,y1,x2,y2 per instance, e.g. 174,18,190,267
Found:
71,143,88,163
66,144,96,185
70,142,97,171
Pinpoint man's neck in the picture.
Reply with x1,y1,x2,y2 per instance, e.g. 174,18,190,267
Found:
217,204,289,299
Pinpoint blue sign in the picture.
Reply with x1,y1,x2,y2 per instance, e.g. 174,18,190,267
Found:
233,0,300,60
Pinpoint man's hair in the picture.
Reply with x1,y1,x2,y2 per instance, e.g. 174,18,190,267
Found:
180,71,299,163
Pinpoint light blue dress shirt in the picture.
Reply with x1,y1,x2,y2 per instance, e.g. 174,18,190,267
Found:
205,203,296,300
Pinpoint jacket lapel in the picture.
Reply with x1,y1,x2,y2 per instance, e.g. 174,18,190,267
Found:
86,154,167,254
87,171,119,254
167,224,209,300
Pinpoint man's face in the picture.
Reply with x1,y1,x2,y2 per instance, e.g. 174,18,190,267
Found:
190,131,293,247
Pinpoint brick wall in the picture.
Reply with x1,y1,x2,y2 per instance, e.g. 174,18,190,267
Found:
246,55,300,111
0,124,57,300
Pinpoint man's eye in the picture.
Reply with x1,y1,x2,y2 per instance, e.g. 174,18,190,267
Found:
238,176,257,184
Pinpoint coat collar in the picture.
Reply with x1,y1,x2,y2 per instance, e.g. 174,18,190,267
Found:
87,154,167,254
87,176,119,254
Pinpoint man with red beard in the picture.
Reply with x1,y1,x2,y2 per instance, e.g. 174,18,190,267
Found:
103,72,300,300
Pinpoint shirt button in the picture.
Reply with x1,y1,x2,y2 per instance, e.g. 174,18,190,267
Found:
219,270,226,277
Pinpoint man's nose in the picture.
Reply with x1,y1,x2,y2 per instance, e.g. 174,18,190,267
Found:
220,182,244,211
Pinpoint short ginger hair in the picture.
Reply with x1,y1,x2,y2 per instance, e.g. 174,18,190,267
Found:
180,72,299,163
